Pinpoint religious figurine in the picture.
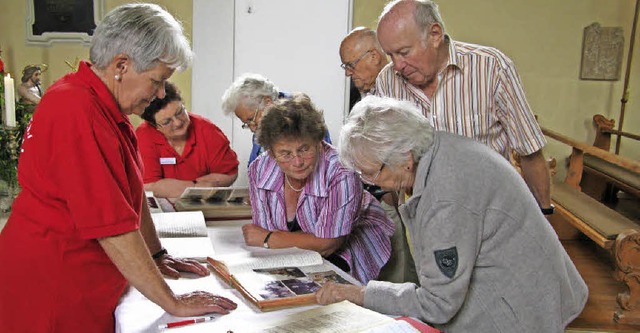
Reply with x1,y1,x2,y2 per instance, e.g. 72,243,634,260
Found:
17,64,47,105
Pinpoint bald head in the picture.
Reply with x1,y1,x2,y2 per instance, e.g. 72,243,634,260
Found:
378,0,445,37
339,27,388,94
376,0,448,90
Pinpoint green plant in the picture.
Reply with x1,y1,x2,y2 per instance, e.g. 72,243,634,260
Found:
0,79,34,190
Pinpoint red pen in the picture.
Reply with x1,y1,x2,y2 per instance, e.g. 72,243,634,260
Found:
158,316,217,330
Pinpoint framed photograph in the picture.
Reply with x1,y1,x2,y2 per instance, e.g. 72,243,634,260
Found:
25,0,105,46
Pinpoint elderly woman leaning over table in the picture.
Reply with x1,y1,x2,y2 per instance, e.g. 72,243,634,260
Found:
0,4,236,333
316,95,588,333
241,94,394,284
137,81,239,198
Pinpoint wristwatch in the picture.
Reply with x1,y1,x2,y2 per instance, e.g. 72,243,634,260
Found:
263,232,273,249
541,204,555,215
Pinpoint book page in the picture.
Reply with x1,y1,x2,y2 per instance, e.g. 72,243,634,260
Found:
151,211,207,238
367,321,420,333
219,247,324,274
249,301,394,333
233,264,354,302
160,237,215,262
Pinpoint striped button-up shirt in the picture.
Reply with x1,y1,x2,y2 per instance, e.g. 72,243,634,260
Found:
375,37,545,158
248,142,394,284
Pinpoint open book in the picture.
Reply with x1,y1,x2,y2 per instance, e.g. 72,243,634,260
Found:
248,300,436,333
207,247,355,311
151,211,214,262
174,186,252,219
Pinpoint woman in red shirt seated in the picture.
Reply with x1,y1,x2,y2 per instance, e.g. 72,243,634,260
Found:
137,81,239,198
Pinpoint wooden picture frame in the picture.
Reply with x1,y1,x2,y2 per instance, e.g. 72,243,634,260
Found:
25,0,104,46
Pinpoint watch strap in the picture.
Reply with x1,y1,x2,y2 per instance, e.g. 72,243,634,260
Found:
541,204,555,215
263,231,274,248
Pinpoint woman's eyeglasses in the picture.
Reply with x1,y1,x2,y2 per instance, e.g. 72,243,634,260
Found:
157,105,187,128
241,108,260,129
274,145,317,163
357,163,385,185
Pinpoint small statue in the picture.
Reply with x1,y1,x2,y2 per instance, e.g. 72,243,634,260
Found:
18,64,47,105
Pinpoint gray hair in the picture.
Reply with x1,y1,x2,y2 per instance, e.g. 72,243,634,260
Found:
339,95,434,170
221,73,279,116
90,3,192,72
379,0,446,38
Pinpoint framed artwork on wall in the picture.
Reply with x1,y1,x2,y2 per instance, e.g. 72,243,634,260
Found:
25,0,105,46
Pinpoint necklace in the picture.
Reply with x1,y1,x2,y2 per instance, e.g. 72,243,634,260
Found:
285,174,304,192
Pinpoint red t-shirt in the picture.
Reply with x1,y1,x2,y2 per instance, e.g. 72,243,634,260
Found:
136,113,238,183
0,61,142,332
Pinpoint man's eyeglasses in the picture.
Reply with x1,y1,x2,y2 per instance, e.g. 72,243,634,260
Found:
340,49,373,71
274,145,317,163
357,163,385,185
157,105,187,128
241,108,260,130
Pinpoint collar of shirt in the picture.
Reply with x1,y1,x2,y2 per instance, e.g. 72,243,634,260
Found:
77,61,130,126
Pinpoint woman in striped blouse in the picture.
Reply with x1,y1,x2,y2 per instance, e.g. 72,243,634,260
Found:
241,94,394,284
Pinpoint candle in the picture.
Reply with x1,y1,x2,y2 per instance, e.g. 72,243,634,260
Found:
4,74,16,127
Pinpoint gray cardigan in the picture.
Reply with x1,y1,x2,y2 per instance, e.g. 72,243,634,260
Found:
364,132,587,333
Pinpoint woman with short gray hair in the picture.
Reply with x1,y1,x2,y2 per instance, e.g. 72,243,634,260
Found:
0,4,236,332
221,73,279,117
317,95,587,332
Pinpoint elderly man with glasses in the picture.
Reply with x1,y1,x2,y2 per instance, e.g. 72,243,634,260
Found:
137,81,239,198
221,73,331,167
340,28,418,285
339,27,389,101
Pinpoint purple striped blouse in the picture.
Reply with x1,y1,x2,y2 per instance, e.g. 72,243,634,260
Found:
248,142,394,284
375,37,546,159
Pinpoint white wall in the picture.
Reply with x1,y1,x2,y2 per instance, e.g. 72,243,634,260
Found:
193,0,352,186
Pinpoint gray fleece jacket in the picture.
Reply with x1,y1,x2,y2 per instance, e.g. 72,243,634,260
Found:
364,132,588,333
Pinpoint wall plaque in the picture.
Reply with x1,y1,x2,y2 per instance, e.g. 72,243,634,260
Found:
580,22,624,81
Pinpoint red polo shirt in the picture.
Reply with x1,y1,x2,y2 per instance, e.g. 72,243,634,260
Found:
0,61,142,332
136,113,238,183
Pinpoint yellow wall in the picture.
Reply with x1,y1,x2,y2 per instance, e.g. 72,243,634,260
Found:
1,0,638,164
0,0,193,127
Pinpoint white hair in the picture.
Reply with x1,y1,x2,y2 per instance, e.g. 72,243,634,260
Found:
221,73,279,116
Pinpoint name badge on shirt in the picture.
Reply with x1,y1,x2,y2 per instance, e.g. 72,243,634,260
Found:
159,157,176,165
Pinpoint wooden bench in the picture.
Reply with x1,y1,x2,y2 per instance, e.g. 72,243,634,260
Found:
581,114,640,202
542,126,640,325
